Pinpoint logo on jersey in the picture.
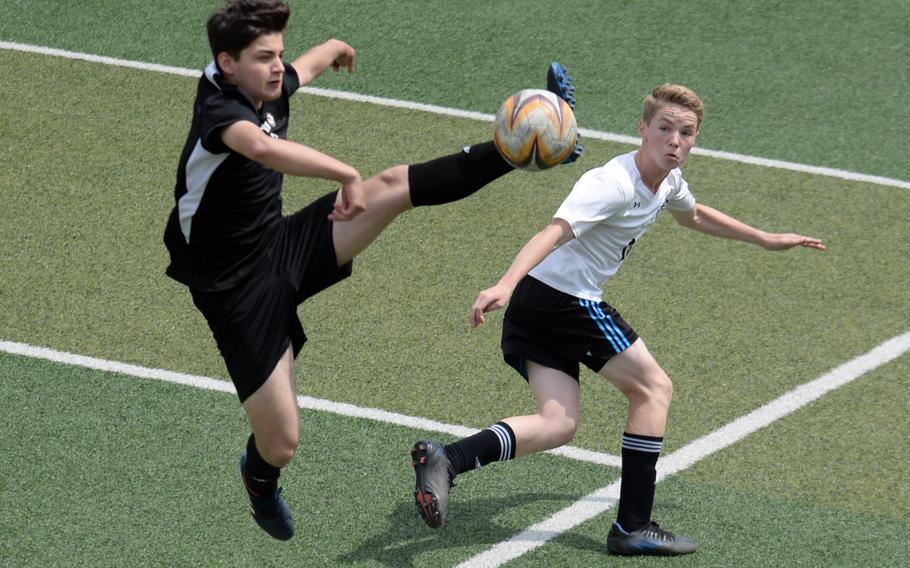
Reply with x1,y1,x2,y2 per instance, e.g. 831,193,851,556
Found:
260,113,279,138
633,201,641,208
649,199,669,223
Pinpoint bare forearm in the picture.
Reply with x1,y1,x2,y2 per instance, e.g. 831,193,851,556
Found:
257,137,358,182
498,221,572,289
680,204,767,245
470,220,573,328
673,204,826,251
292,39,354,84
222,121,359,184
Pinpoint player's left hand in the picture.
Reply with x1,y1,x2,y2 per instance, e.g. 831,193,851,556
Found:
329,175,366,221
761,232,826,251
330,40,355,73
470,284,513,328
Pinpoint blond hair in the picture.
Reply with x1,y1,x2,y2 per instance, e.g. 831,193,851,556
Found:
642,84,705,129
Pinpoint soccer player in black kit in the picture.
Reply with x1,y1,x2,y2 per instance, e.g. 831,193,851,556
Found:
163,0,580,540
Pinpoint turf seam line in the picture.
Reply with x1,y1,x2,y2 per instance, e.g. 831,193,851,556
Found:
0,340,622,468
1,39,907,190
457,331,910,567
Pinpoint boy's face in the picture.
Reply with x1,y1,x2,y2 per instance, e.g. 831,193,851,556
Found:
638,104,699,170
218,33,286,107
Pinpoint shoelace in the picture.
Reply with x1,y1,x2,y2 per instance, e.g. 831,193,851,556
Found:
640,522,675,542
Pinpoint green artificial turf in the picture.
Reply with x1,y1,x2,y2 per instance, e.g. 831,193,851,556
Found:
2,0,907,180
1,4,908,564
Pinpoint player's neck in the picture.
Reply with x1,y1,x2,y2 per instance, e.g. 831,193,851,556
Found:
633,150,669,193
220,73,264,110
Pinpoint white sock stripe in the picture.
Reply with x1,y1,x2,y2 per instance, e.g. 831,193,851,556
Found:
500,428,511,462
622,434,664,446
622,443,663,453
492,426,508,461
622,441,663,451
621,437,663,447
487,425,505,461
489,423,513,461
621,437,663,452
496,424,512,461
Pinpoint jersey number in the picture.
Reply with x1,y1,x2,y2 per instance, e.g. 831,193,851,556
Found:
620,238,637,261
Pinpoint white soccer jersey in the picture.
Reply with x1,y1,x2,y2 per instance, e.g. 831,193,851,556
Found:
529,151,696,301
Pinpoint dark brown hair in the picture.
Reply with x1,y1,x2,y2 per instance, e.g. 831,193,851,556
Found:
207,0,290,61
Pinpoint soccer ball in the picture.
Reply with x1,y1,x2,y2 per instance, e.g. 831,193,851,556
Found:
493,88,577,171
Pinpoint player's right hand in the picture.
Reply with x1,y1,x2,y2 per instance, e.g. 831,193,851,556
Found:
469,284,512,328
329,174,366,221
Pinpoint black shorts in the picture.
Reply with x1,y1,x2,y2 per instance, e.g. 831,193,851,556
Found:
501,276,638,382
190,191,351,402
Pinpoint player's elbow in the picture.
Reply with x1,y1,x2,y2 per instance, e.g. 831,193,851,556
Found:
671,207,699,229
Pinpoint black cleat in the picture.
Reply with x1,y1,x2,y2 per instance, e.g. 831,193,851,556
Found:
607,521,697,556
240,452,295,540
411,440,455,528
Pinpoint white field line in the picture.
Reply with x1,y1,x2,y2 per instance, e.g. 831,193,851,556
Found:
3,36,908,557
2,40,908,190
0,340,620,468
457,331,910,568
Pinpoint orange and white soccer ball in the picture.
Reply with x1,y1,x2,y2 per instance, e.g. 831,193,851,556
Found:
493,88,577,171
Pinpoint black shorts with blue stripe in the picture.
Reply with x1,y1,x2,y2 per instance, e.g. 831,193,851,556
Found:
501,275,638,381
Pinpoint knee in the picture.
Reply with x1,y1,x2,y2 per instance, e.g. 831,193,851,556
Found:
366,164,412,213
376,164,408,192
542,413,578,447
625,370,674,409
258,430,299,468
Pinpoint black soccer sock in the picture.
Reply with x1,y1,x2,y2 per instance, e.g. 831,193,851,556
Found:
616,432,663,532
243,434,281,498
444,421,516,475
408,141,513,207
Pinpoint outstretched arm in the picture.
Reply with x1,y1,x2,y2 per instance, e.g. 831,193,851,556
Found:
470,219,574,328
291,39,355,86
671,203,826,251
222,120,365,220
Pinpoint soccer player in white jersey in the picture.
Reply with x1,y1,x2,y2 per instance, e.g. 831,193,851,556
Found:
410,83,825,556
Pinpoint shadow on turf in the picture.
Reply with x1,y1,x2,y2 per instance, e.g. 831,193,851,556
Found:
338,492,610,566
